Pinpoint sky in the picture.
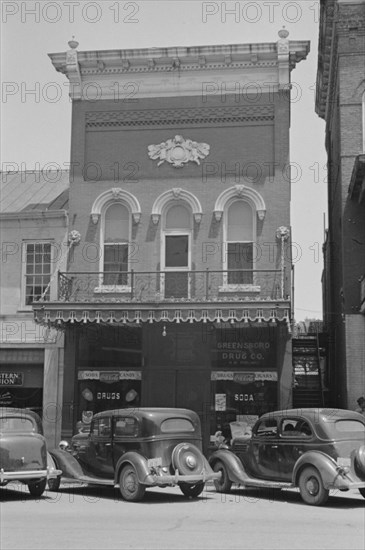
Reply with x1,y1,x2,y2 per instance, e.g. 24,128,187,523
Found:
1,0,328,322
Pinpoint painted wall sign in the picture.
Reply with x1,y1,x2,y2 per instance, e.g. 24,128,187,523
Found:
211,371,277,382
0,350,44,363
212,327,277,368
78,370,141,381
0,372,24,386
215,393,226,411
96,392,121,400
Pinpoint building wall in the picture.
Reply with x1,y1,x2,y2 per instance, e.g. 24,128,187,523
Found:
317,0,365,407
66,94,291,284
0,213,67,447
46,34,311,445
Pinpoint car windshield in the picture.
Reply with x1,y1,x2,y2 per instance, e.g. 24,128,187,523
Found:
0,416,35,433
161,418,195,433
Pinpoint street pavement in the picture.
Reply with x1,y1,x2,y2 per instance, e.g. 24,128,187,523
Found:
1,481,364,550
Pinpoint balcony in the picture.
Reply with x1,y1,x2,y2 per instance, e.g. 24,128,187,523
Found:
32,269,291,325
57,269,288,302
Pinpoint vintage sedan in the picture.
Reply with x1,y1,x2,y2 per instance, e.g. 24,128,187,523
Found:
209,408,365,506
0,407,61,497
49,408,221,501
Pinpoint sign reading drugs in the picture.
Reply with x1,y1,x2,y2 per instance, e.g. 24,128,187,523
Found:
0,373,23,386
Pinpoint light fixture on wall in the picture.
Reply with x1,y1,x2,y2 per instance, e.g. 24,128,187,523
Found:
162,325,167,337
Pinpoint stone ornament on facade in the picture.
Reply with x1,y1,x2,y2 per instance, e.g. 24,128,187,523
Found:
68,230,81,246
275,226,290,241
277,27,290,53
148,135,210,167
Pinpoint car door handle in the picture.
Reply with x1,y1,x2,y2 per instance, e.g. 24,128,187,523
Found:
271,445,278,449
105,443,111,447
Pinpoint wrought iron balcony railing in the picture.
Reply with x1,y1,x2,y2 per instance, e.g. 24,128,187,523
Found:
56,269,289,303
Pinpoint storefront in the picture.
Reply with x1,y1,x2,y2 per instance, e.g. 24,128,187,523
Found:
62,320,291,449
0,349,44,415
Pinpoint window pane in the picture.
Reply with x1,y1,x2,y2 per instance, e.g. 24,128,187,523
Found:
114,417,138,437
161,418,195,433
335,420,365,433
25,243,51,304
227,201,253,241
227,243,253,284
165,236,188,267
105,204,129,243
165,205,191,229
255,419,277,437
103,244,128,285
0,417,35,433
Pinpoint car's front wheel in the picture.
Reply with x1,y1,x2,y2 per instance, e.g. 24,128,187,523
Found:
48,475,61,492
119,464,145,502
28,479,47,497
298,466,329,506
179,482,204,498
212,460,232,493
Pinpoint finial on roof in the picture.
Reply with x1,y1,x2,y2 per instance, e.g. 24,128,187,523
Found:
68,36,79,50
278,27,289,40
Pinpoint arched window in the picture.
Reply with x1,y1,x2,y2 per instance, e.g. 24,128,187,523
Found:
225,200,254,284
103,203,130,285
162,203,192,298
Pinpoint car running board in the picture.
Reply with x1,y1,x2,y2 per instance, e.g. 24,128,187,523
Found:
242,478,293,489
60,475,115,487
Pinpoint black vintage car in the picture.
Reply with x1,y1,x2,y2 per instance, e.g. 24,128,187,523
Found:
49,408,220,501
209,408,365,506
0,407,61,497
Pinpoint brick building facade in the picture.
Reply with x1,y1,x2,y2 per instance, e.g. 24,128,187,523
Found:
316,0,365,408
33,31,309,448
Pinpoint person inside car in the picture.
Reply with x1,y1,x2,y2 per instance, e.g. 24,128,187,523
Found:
355,396,365,416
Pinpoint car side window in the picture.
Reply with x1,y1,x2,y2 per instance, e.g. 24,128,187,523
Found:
113,417,138,437
91,418,112,437
255,418,278,437
281,419,312,437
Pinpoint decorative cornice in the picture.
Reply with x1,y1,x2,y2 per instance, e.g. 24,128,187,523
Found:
49,40,309,75
49,36,309,101
316,0,365,120
80,61,279,76
85,105,275,129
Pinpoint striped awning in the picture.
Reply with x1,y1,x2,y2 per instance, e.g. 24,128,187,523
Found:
33,302,291,327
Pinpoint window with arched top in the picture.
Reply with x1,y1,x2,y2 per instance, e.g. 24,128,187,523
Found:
162,203,192,298
225,200,254,285
103,203,130,286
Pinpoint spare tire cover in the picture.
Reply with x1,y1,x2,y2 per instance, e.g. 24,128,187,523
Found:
171,443,205,475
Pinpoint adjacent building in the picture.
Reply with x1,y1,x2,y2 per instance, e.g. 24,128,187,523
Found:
0,170,69,446
316,0,365,408
32,30,310,448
